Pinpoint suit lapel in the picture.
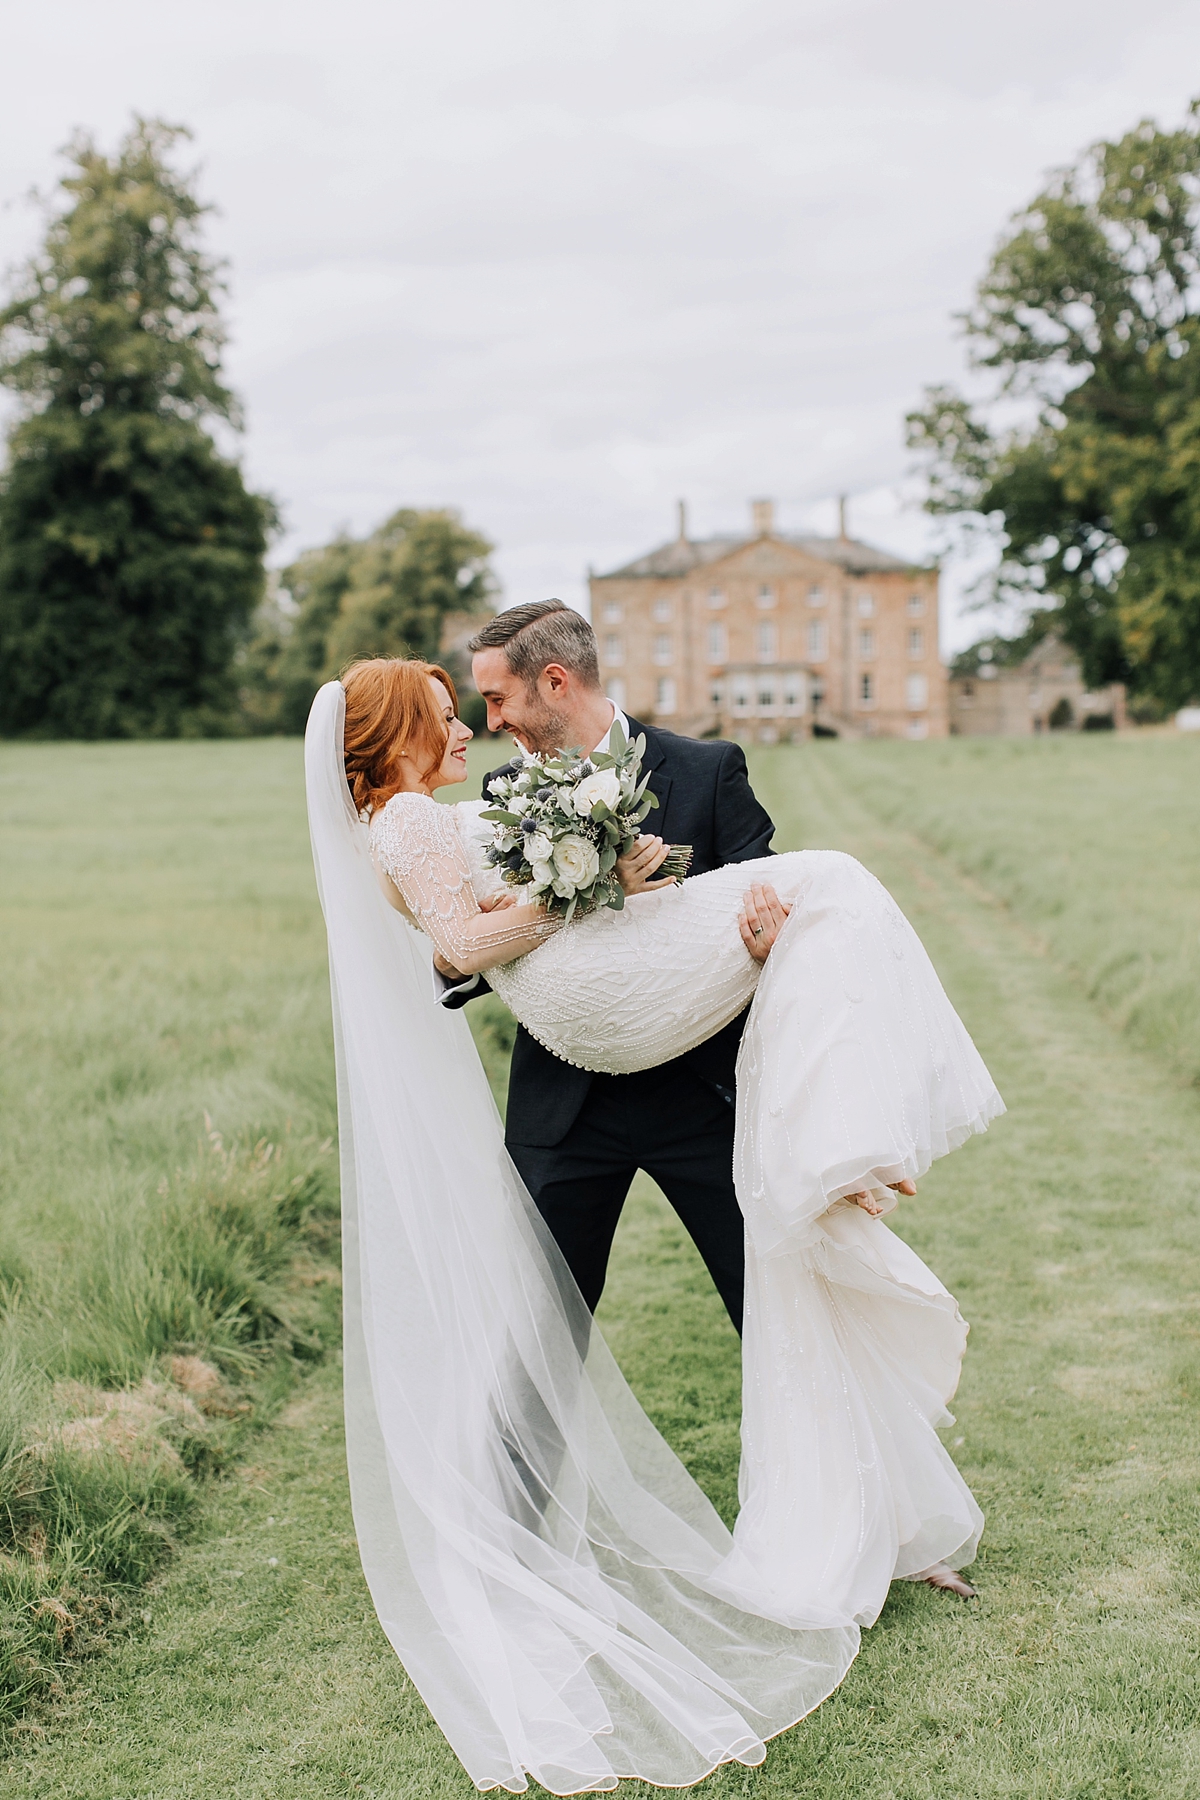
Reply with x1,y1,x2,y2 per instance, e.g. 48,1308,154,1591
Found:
626,717,674,838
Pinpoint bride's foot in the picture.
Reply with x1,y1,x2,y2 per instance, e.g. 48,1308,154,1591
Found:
916,1562,977,1599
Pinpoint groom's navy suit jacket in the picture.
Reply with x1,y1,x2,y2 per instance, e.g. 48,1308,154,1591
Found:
473,718,776,1149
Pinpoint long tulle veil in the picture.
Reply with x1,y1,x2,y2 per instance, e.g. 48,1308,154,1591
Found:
304,681,858,1795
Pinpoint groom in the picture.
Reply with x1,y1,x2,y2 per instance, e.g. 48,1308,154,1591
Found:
437,598,790,1334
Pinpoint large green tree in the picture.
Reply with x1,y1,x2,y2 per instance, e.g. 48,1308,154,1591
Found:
908,102,1200,706
0,119,274,737
243,507,495,734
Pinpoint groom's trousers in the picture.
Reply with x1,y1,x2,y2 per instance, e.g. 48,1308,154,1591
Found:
507,1062,745,1335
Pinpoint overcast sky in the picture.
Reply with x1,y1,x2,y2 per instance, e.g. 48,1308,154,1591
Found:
3,0,1200,650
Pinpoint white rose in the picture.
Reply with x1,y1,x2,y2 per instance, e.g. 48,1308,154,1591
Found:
525,831,553,863
552,834,600,889
572,769,622,817
529,858,555,891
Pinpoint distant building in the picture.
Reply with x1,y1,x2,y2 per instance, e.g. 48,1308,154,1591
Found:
949,635,1126,735
588,500,946,742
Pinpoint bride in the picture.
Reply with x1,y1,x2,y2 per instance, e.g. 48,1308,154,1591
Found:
305,657,1003,1796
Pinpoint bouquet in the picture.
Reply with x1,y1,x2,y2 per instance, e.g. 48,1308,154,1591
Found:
481,720,692,921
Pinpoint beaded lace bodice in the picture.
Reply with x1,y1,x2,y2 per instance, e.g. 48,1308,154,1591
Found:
369,793,559,972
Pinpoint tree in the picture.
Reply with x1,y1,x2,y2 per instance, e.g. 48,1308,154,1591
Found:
0,119,274,737
245,507,495,734
907,102,1200,706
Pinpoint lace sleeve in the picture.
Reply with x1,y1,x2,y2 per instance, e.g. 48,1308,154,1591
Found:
371,795,558,972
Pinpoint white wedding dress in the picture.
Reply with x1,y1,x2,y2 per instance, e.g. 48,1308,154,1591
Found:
305,683,1003,1796
370,790,999,1623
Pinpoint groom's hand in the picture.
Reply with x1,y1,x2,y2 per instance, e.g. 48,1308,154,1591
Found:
739,882,792,963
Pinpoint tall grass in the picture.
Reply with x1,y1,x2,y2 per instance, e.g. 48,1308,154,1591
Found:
0,737,519,1726
814,733,1200,1086
0,742,342,1723
7,733,1200,1797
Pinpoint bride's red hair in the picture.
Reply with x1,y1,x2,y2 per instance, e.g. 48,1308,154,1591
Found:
341,658,461,815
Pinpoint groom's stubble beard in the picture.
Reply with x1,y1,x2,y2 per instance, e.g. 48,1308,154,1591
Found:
511,685,574,757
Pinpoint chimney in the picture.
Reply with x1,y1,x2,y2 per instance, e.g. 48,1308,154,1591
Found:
676,498,688,542
837,495,849,541
751,497,774,537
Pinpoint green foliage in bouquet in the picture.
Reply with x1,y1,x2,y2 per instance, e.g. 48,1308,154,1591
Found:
481,719,691,922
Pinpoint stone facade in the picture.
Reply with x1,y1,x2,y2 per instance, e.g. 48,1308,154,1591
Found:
949,636,1127,736
588,501,946,742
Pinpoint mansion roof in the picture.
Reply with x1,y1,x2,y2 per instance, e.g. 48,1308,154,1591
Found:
597,532,921,582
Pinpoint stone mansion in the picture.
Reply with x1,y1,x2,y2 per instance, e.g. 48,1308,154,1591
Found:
587,500,946,742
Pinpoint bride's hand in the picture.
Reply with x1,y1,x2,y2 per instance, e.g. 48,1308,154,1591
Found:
617,835,675,895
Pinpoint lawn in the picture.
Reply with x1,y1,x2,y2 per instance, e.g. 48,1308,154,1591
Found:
1,733,1198,1798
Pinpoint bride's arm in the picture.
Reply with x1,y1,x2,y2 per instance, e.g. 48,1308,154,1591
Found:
373,797,559,975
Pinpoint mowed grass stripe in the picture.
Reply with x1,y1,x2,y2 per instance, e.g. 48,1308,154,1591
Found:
811,733,1200,1088
4,740,1199,1798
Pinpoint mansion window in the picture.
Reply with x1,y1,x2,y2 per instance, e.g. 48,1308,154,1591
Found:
732,677,752,716
906,673,928,711
603,600,623,623
908,628,924,658
807,620,826,660
655,677,676,715
858,629,875,659
857,592,875,618
783,676,805,716
907,593,925,617
756,585,776,609
606,678,626,710
707,622,727,665
757,683,776,714
807,584,825,607
603,634,624,666
653,597,673,623
710,681,725,712
860,672,875,706
653,633,673,666
707,588,726,609
756,621,777,663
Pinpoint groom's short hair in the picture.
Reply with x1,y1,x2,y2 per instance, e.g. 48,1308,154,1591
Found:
468,599,602,692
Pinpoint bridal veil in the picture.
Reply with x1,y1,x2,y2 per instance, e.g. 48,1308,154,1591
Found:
304,681,859,1795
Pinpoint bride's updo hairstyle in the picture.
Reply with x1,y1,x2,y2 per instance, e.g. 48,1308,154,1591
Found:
341,657,461,815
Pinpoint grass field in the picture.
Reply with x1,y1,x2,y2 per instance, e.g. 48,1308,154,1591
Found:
1,732,1199,1798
